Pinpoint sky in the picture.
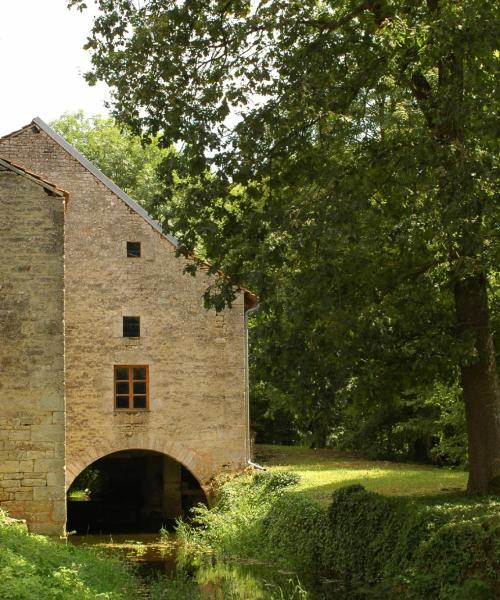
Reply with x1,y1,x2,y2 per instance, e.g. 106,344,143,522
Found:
0,0,109,136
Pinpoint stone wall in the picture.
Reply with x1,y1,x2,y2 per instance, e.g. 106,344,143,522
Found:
0,163,65,535
0,124,249,495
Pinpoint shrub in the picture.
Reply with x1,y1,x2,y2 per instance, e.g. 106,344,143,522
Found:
409,516,500,599
324,484,438,591
0,509,138,599
177,471,302,561
326,485,403,588
261,493,329,575
324,485,500,599
251,471,300,492
177,475,500,599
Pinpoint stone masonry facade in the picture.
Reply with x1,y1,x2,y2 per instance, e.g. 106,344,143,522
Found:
0,159,66,535
0,120,253,535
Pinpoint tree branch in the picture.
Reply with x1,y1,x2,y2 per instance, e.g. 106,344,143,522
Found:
297,1,371,32
410,71,438,134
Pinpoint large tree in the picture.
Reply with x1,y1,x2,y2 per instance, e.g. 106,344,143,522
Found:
70,0,499,492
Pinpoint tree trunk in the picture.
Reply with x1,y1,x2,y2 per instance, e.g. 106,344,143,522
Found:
454,273,500,493
309,420,329,449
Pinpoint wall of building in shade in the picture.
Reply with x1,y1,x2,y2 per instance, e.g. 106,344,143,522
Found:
0,161,66,535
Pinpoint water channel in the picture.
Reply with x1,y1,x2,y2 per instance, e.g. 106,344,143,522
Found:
69,533,315,599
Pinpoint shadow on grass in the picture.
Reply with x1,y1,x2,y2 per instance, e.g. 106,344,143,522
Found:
255,443,469,506
285,476,467,506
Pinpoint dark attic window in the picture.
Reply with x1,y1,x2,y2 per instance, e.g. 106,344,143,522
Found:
127,241,141,257
123,316,140,337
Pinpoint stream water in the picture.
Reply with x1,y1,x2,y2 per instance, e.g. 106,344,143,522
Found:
68,533,317,599
69,533,177,575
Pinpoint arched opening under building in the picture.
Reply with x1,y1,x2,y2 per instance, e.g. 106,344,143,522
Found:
66,450,207,534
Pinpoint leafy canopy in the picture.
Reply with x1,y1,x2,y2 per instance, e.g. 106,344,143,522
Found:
68,0,498,296
68,2,499,464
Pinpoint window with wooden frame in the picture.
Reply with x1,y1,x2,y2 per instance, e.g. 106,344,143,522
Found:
114,365,149,410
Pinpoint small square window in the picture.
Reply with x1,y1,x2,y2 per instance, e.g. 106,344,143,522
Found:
127,241,141,257
123,316,140,337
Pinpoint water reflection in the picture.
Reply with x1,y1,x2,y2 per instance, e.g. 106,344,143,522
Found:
197,563,309,599
69,532,177,574
69,533,321,598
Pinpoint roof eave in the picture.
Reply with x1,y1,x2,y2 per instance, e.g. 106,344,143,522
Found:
0,155,67,198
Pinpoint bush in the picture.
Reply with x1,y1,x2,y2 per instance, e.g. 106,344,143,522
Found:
324,485,500,599
178,477,500,600
251,471,300,492
409,517,500,599
0,509,138,599
177,471,302,561
325,485,408,588
261,493,330,575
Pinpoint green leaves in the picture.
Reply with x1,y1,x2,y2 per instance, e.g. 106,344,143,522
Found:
51,111,172,212
69,0,499,471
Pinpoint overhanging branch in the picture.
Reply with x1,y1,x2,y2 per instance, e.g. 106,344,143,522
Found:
297,1,371,32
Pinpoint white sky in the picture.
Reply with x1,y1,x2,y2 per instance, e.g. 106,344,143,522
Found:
0,0,109,136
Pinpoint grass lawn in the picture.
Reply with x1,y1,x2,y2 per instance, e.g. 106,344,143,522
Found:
254,444,469,506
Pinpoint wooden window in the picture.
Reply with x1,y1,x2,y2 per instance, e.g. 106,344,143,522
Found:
127,241,141,258
123,316,140,337
114,365,149,410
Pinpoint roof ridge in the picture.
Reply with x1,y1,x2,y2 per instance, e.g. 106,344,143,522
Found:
30,117,179,248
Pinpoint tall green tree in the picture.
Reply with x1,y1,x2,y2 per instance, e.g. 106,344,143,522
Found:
71,0,499,492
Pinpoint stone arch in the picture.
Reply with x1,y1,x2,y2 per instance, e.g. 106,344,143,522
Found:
65,436,212,499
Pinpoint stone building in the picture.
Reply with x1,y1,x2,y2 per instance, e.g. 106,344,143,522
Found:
0,118,256,535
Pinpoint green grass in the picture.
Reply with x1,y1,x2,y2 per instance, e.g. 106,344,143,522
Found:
255,444,468,505
0,510,141,599
67,489,89,500
179,453,499,599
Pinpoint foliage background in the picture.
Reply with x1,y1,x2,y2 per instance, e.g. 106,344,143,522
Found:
63,0,500,481
51,110,482,466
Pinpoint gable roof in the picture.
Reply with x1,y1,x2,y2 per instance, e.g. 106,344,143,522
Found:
32,117,179,247
0,155,67,201
1,117,258,310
